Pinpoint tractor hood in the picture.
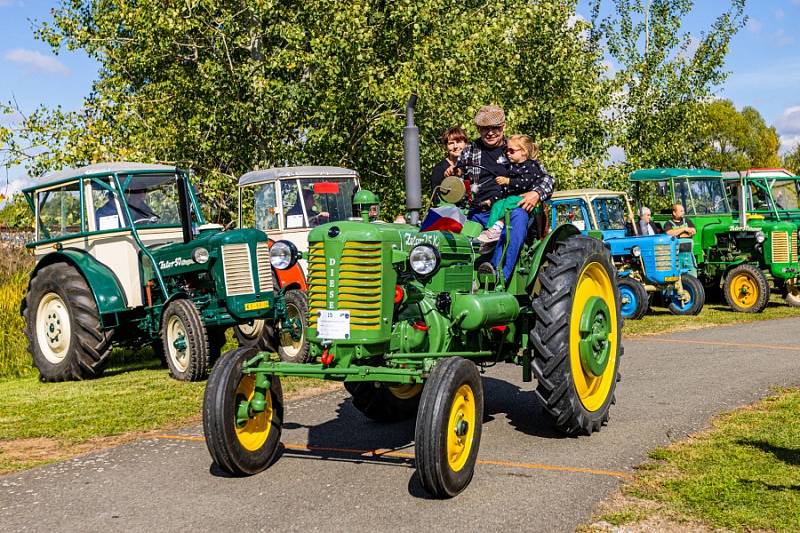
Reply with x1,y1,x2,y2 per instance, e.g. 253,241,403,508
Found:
150,227,268,276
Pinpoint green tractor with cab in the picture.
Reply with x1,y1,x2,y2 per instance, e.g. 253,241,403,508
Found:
630,168,800,313
21,163,297,382
203,97,623,498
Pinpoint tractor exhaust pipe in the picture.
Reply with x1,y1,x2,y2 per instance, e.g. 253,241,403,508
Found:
738,171,747,228
404,94,422,225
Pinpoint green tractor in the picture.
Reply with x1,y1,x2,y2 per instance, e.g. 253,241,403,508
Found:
203,97,623,498
21,163,294,382
630,168,800,313
722,168,800,306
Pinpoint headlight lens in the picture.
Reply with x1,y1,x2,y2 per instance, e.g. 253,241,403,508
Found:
631,245,641,257
269,240,298,270
409,244,440,276
755,231,766,244
192,247,209,264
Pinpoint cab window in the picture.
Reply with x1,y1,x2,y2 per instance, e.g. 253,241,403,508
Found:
253,182,279,231
37,181,82,240
554,201,588,231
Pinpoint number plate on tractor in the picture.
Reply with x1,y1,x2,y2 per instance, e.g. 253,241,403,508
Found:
244,301,269,311
317,310,351,340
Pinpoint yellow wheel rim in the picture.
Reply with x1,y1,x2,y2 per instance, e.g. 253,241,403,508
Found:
729,273,758,308
388,383,422,400
446,384,476,472
234,375,274,452
569,262,619,412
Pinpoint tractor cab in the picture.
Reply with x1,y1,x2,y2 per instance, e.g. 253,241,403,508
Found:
549,189,630,239
722,168,800,221
238,166,360,273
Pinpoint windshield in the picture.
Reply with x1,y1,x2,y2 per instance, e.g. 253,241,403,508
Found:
554,200,589,231
674,178,730,215
94,173,196,229
592,196,628,230
281,177,358,229
769,179,800,211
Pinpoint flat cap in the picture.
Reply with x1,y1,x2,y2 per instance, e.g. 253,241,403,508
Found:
474,105,505,127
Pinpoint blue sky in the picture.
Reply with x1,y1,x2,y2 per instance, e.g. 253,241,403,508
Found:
1,0,800,198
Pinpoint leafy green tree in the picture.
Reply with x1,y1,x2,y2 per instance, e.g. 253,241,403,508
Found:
13,0,611,221
784,145,800,175
591,0,746,170
0,194,33,229
698,99,781,170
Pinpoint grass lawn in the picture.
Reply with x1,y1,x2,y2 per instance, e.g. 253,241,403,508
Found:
587,387,800,532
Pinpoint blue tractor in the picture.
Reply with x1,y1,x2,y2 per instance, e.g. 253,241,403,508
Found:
548,189,704,319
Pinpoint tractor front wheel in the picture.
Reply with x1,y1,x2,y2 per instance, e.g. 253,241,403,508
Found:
618,277,648,320
23,264,114,381
161,299,209,381
668,274,705,316
530,235,622,436
344,382,422,422
723,264,769,313
415,357,483,498
203,347,283,476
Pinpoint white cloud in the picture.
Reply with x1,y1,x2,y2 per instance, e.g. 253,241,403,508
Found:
775,106,800,154
1,168,32,204
4,48,69,75
747,18,763,33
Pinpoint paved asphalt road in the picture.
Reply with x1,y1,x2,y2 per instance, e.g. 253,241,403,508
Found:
2,318,800,532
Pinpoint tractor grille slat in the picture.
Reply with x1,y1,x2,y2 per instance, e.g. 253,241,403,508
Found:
256,242,273,293
772,231,790,263
222,244,255,296
308,241,383,331
654,244,675,271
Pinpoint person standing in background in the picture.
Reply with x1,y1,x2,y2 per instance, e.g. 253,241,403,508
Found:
430,126,467,204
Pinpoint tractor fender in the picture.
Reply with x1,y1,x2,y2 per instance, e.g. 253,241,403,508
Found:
524,223,581,293
24,249,128,321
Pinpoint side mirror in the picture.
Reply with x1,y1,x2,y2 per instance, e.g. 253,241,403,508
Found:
439,176,466,204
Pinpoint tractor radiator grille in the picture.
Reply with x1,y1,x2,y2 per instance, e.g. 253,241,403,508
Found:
255,242,273,293
308,241,383,331
654,244,674,272
772,231,790,263
222,243,255,296
793,231,798,258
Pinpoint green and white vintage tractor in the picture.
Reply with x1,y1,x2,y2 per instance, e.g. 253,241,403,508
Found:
21,163,294,382
203,98,623,498
630,168,800,313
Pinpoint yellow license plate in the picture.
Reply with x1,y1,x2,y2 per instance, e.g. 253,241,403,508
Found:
664,276,680,282
244,301,269,311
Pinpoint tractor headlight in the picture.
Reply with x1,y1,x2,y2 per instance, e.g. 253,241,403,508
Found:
269,240,299,270
192,247,210,264
755,231,766,244
631,246,642,257
409,244,440,276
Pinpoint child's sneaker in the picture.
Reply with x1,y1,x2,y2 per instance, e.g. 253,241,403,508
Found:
477,226,502,243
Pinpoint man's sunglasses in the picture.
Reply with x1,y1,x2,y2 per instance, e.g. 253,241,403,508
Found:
478,125,504,132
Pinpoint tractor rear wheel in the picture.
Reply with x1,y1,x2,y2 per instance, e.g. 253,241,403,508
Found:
618,277,648,320
344,382,422,422
530,235,622,436
23,264,114,381
161,299,209,381
234,319,274,351
276,289,310,363
668,274,705,315
415,357,483,498
203,347,283,476
723,264,769,313
780,281,800,307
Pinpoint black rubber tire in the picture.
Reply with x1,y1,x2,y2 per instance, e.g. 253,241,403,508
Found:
618,277,649,320
415,357,483,498
276,289,310,363
161,299,209,381
344,382,422,422
530,235,622,436
203,347,284,476
668,274,705,316
234,319,275,351
723,264,769,313
23,264,114,382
